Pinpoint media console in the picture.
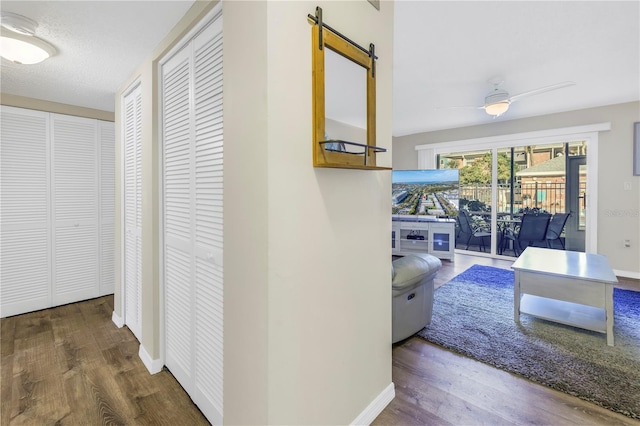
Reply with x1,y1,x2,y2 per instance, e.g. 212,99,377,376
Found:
392,216,456,260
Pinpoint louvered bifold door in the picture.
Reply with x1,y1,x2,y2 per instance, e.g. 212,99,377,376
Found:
162,45,195,390
123,85,142,340
99,121,115,295
0,107,52,317
192,16,224,423
162,10,223,423
51,114,100,306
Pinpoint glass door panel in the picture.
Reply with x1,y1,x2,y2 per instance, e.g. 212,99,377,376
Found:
566,156,587,251
439,150,493,253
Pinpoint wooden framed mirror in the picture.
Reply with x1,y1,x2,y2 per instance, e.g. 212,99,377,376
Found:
310,7,388,170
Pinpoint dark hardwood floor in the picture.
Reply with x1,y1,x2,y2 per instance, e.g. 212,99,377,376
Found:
2,253,637,425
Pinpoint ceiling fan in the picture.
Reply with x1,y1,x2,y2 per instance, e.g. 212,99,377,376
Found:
444,78,576,117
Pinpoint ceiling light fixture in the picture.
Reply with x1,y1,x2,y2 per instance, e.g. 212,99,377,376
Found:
1,12,56,64
484,101,510,116
483,86,510,116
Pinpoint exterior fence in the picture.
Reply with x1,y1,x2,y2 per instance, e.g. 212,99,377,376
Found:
459,182,581,214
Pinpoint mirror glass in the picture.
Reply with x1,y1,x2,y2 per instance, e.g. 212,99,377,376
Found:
324,48,367,150
310,17,383,169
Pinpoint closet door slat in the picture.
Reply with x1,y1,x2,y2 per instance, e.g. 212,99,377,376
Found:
161,8,223,423
123,84,143,340
162,46,194,388
0,108,51,316
1,106,113,318
100,121,116,295
51,114,100,306
193,19,224,417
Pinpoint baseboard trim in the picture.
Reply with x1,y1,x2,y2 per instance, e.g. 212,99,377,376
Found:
138,344,163,375
351,382,395,425
111,311,124,328
614,269,640,280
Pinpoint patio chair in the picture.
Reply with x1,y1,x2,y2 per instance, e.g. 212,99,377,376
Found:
503,212,551,256
546,213,569,249
457,209,491,251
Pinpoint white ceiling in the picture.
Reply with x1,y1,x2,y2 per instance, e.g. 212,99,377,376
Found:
1,1,639,136
0,1,195,112
393,1,640,136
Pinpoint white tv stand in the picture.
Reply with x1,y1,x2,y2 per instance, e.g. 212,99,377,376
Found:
392,216,456,260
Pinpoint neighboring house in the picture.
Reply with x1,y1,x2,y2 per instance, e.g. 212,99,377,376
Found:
516,154,587,213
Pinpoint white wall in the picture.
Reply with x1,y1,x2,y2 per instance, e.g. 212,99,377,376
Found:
223,1,269,422
393,101,640,276
224,1,394,424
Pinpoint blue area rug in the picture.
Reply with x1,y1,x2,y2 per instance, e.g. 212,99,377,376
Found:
418,264,640,419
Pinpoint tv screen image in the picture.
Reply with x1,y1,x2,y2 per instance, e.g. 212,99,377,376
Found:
392,169,459,217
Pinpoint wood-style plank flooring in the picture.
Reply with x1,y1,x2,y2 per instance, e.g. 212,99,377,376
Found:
1,253,638,425
374,253,640,426
1,296,209,425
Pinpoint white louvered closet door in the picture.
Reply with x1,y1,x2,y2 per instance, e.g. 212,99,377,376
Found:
162,43,195,391
99,121,115,295
192,17,224,421
51,114,100,306
162,8,223,424
0,107,52,317
123,84,142,340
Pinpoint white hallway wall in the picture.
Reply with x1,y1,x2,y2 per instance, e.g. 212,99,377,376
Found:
225,1,394,424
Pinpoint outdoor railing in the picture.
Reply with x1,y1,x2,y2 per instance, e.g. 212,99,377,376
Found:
458,182,584,215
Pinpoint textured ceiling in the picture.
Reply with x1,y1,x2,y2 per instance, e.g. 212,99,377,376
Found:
1,1,639,136
1,1,195,112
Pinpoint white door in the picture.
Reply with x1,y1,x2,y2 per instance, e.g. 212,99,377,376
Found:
161,7,223,424
100,121,116,295
123,84,143,340
0,107,52,317
162,44,193,389
1,107,113,318
192,18,224,419
51,114,100,306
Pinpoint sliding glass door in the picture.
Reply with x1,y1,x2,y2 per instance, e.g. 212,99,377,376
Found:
439,141,587,257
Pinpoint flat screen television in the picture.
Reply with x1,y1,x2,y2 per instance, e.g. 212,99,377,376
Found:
392,169,459,217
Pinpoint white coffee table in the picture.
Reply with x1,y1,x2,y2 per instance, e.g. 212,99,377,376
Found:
511,247,618,346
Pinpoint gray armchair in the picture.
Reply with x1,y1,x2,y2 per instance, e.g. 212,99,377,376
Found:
392,253,441,343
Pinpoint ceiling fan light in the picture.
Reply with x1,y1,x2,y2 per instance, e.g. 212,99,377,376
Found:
0,28,56,64
485,101,509,116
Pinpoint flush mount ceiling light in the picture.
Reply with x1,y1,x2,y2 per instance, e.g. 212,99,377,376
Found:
1,12,56,64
